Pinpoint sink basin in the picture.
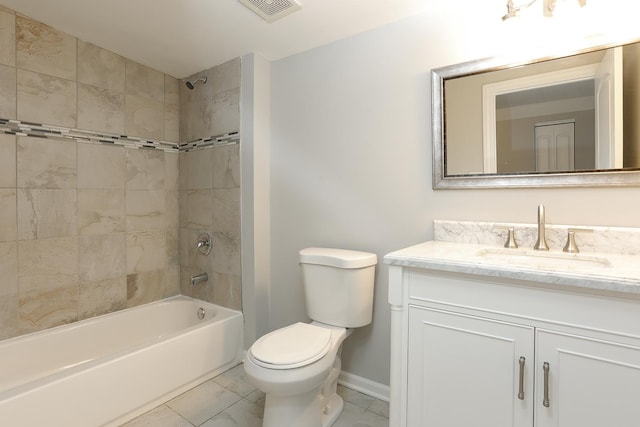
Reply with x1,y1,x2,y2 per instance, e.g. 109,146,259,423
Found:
475,247,612,270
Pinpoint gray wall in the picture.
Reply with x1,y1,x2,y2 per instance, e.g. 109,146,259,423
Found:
263,2,640,388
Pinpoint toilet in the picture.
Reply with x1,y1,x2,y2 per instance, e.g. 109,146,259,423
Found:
244,247,377,427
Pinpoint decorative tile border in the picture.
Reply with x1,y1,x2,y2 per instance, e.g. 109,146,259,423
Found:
0,118,239,152
179,131,240,151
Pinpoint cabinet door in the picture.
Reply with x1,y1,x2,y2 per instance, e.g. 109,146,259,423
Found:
408,307,534,427
535,329,640,427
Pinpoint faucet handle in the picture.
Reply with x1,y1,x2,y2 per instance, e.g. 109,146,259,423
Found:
493,225,518,249
562,228,593,253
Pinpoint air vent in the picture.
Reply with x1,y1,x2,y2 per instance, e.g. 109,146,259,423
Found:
239,0,301,23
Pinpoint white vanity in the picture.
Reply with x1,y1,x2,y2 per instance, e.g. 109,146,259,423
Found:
385,220,640,427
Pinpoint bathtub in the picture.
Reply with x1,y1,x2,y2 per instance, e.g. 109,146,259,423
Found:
0,296,244,426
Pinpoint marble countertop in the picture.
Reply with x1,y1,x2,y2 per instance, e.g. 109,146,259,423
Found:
384,240,640,296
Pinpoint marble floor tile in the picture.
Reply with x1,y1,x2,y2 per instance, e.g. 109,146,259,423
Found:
122,405,192,427
122,364,389,427
166,379,242,426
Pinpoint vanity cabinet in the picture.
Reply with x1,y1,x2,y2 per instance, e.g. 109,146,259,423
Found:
388,264,640,427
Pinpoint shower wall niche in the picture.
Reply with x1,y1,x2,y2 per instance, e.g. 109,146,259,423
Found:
178,58,242,310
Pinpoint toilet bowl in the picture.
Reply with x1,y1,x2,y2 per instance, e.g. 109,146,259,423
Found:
243,247,377,427
244,322,352,427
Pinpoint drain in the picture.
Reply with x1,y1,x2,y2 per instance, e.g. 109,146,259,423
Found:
197,308,206,320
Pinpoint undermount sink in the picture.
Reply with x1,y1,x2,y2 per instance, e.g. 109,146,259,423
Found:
475,247,612,270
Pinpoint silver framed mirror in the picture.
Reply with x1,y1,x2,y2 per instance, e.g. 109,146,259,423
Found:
432,36,640,189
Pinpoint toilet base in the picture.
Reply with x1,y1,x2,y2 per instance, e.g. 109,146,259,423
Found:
260,357,345,427
321,394,344,427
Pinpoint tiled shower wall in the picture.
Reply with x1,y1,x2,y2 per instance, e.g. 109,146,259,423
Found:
0,8,182,339
178,59,242,311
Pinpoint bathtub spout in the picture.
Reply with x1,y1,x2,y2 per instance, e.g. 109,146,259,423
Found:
191,272,208,287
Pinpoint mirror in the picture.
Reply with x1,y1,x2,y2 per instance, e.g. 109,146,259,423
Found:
432,38,640,189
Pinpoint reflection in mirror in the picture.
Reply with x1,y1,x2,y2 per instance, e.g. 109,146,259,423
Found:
433,39,640,189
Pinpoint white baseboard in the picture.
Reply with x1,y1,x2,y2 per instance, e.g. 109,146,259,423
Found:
338,371,390,402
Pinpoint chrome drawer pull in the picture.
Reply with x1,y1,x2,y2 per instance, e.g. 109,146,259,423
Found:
518,356,526,400
543,362,550,408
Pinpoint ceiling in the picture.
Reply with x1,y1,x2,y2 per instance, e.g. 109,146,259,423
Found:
0,0,431,78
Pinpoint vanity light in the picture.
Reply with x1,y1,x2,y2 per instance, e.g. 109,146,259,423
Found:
502,0,538,20
502,0,586,20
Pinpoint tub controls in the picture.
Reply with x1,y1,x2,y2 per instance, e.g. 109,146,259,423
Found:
196,233,212,255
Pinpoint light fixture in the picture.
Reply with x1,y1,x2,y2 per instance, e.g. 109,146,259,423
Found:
502,0,586,20
543,0,587,17
502,0,538,21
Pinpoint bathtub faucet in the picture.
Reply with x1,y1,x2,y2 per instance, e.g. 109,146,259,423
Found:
191,272,208,287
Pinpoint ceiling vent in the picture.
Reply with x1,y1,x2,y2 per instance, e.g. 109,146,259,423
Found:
239,0,301,23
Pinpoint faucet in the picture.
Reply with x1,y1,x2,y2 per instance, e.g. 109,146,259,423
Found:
191,272,208,287
533,204,549,251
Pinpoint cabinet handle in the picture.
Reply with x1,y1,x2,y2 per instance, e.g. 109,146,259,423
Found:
543,362,550,408
518,356,525,400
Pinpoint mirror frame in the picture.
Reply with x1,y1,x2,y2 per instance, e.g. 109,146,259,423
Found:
432,37,640,189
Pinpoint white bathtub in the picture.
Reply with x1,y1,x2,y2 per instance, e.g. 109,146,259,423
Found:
0,296,244,426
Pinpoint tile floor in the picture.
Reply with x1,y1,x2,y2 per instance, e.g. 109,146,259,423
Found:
121,364,389,427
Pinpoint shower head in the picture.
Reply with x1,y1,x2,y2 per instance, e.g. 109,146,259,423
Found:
185,76,207,90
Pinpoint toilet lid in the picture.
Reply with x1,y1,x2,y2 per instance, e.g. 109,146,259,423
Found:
250,322,332,369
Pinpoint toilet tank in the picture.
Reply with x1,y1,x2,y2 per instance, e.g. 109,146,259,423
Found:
299,247,377,328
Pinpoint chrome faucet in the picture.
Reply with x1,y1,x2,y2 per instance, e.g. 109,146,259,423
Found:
191,272,208,287
533,204,549,251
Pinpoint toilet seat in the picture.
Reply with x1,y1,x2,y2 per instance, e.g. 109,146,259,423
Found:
250,322,332,370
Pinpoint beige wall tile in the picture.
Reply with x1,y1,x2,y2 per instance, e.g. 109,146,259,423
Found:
126,147,165,190
186,148,212,189
18,285,78,334
0,133,16,187
179,152,188,190
78,189,125,235
17,69,77,127
17,237,78,292
166,189,179,229
17,189,77,240
165,75,180,142
127,269,166,307
78,233,126,282
125,189,166,231
78,83,125,134
0,291,18,340
166,222,179,266
212,144,241,189
16,15,76,80
211,232,241,275
125,60,164,139
164,264,180,297
79,276,127,320
0,241,17,296
165,151,179,191
185,189,212,230
0,189,17,241
127,230,166,274
213,272,242,310
77,143,125,189
17,136,76,188
0,64,16,119
0,11,15,66
212,188,240,233
77,40,125,92
206,87,240,137
180,58,241,141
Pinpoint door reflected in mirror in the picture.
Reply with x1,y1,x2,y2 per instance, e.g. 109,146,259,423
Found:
433,39,640,188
